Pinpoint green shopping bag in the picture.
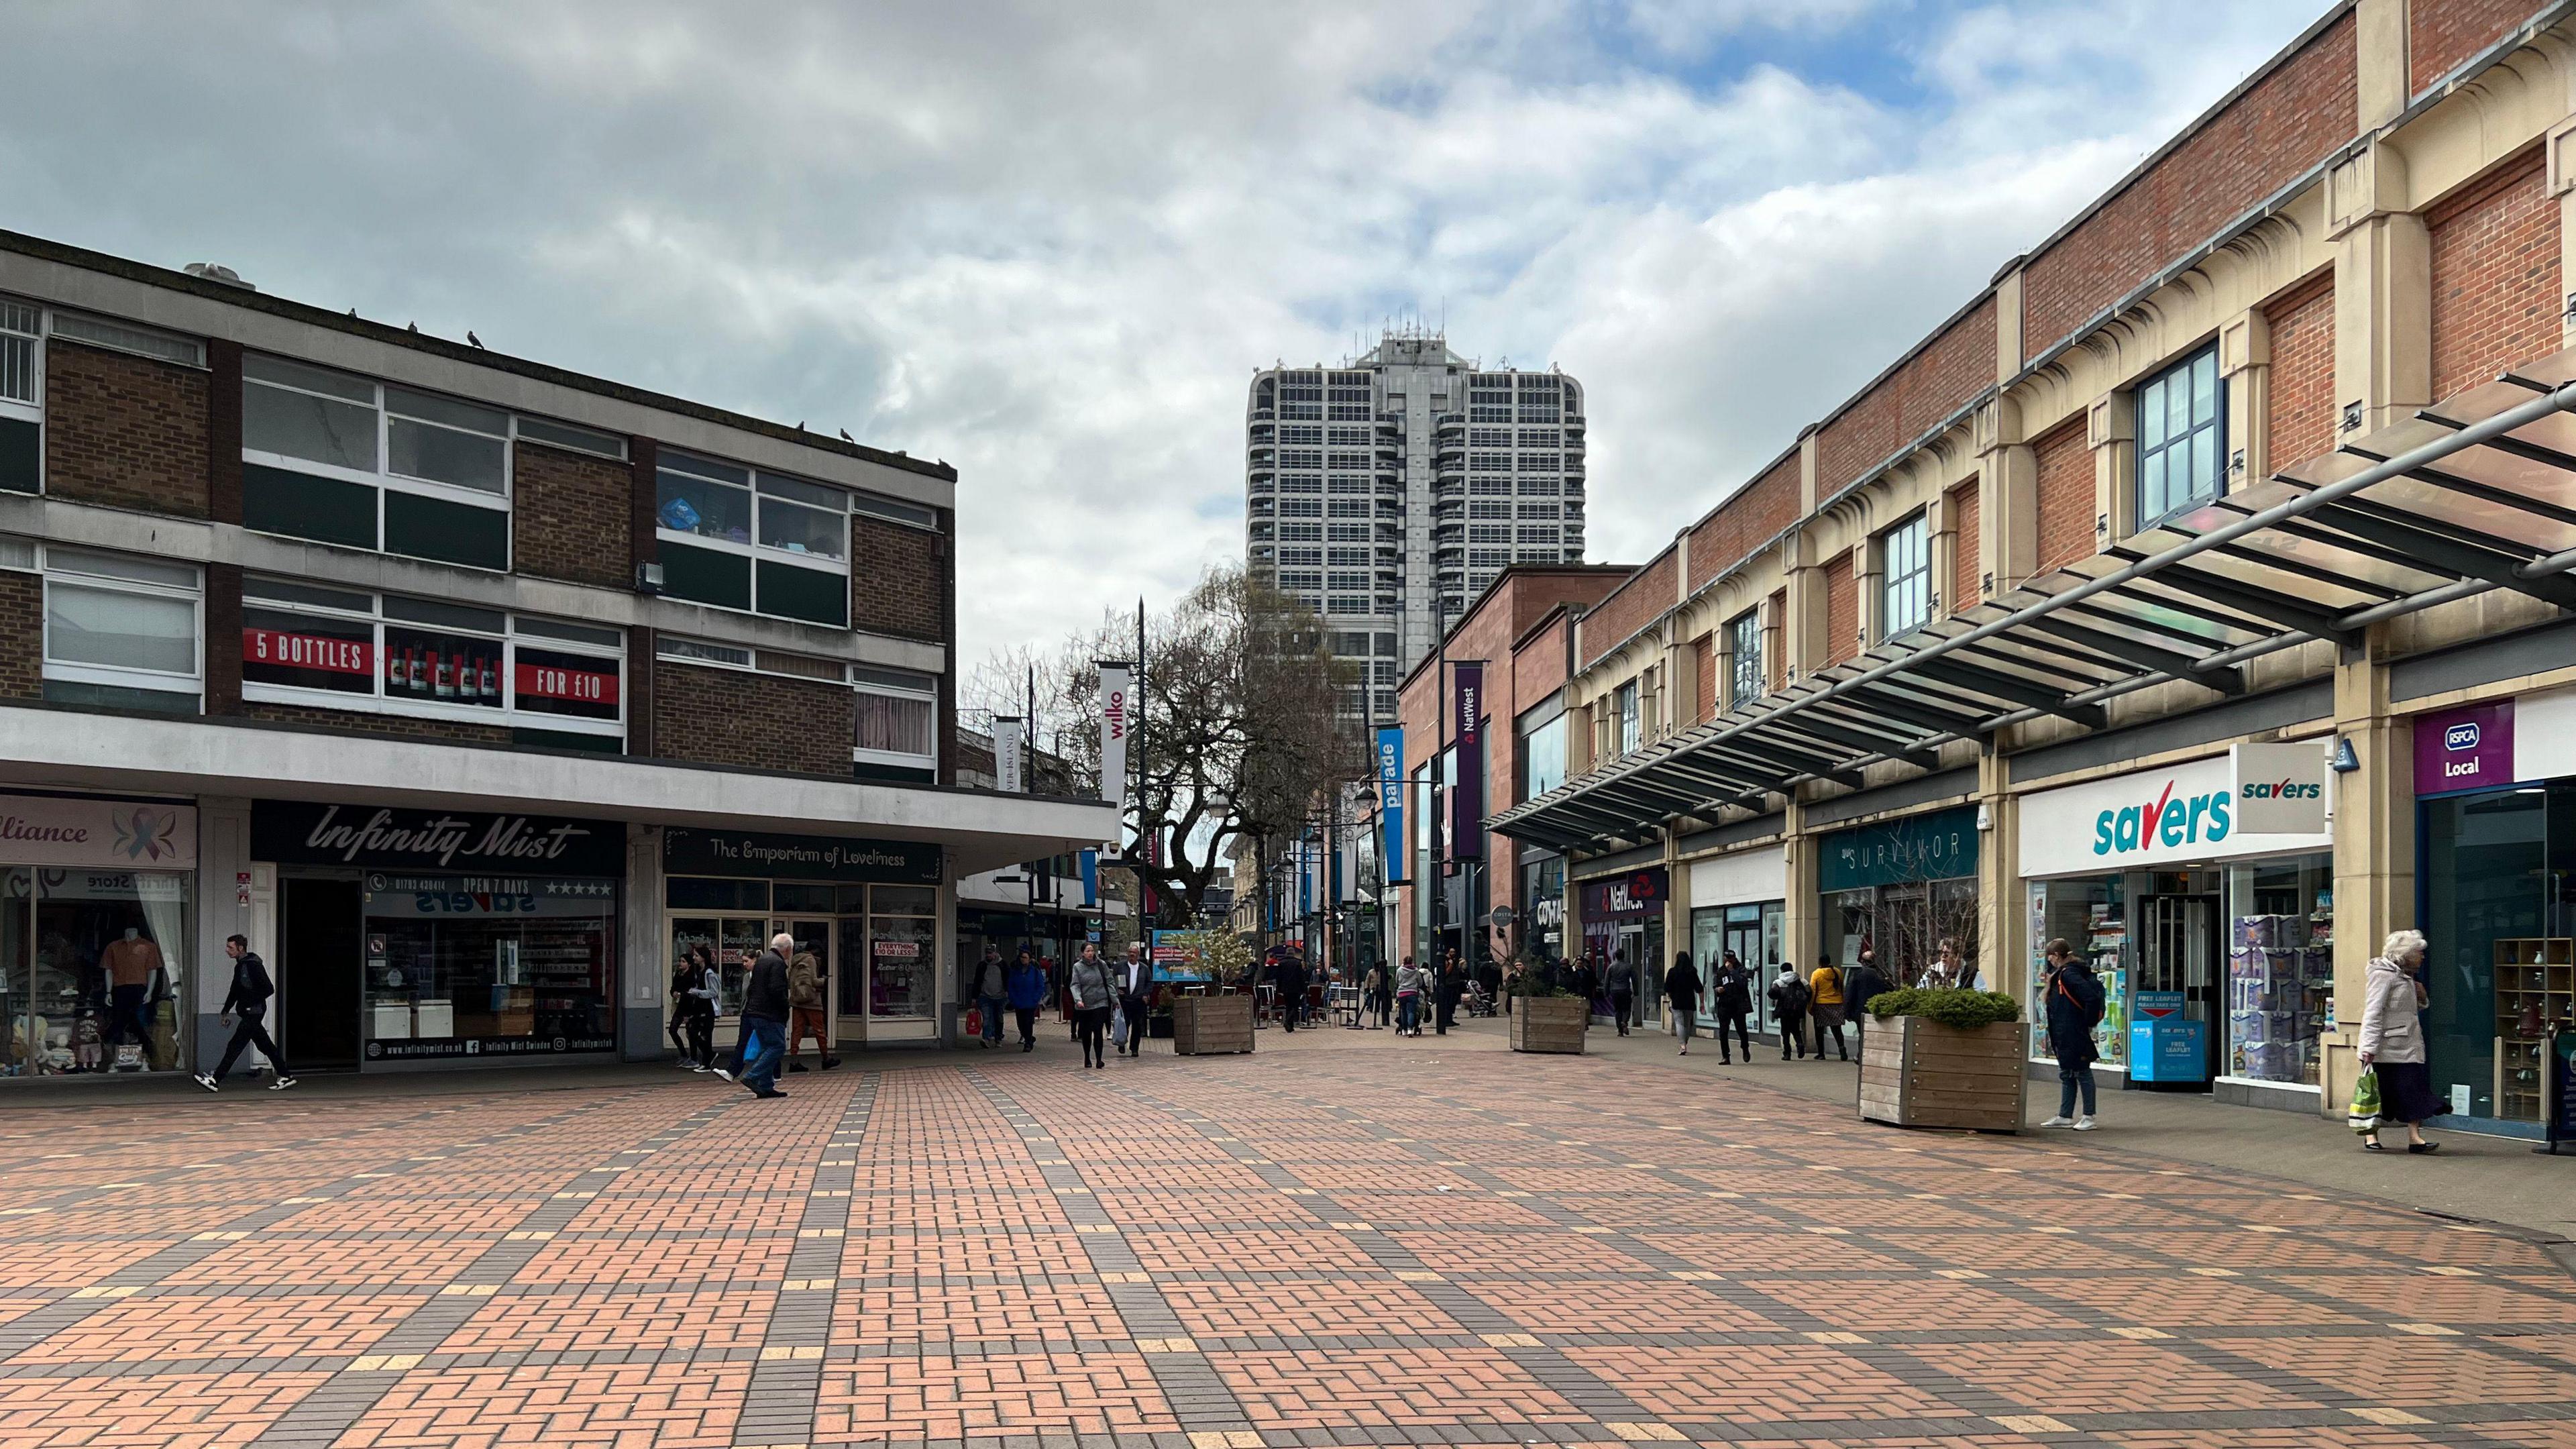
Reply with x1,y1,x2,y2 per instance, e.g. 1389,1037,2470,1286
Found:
2347,1068,2383,1134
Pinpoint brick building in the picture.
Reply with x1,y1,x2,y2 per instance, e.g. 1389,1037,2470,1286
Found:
0,233,1113,1083
1492,1,2576,1136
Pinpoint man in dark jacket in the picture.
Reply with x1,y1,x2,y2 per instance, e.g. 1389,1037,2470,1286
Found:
196,935,296,1092
1606,951,1637,1036
1842,950,1892,1052
1768,963,1809,1061
1711,951,1754,1063
1271,951,1307,1032
727,933,791,1099
2040,937,2106,1129
1118,944,1155,1054
1006,949,1049,1052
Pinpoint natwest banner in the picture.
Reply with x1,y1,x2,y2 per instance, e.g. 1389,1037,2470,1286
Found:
1450,662,1484,861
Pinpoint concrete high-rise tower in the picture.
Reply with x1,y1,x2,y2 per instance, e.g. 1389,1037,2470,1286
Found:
1244,331,1587,715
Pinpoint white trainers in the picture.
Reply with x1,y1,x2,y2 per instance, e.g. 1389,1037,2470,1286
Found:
269,1076,298,1091
2071,1115,2098,1131
193,1073,219,1093
2039,1115,2075,1128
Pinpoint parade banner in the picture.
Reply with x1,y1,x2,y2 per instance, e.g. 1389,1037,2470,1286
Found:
1377,727,1405,883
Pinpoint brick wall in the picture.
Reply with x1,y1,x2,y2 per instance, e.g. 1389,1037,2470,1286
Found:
513,441,633,589
246,700,513,745
653,659,852,775
1690,633,1715,722
852,515,944,641
2033,421,2094,574
1948,478,1981,612
2022,16,2356,356
2412,0,2536,95
43,340,210,518
1815,296,1996,496
2429,149,2559,400
1580,551,1676,668
2263,274,2337,474
1686,453,1801,584
1821,555,1857,667
0,572,37,700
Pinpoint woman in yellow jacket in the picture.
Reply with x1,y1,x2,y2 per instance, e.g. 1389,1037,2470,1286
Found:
1807,958,1849,1061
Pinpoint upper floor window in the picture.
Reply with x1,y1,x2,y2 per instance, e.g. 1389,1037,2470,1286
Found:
2138,344,2222,527
1517,706,1567,804
853,665,938,781
1880,511,1930,641
1727,608,1761,709
241,354,514,572
1617,680,1640,756
655,449,850,627
20,543,203,714
0,299,42,495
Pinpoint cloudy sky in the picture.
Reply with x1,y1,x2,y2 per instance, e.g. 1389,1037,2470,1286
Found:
1,0,2321,667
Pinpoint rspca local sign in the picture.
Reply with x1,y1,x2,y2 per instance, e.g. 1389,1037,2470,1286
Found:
2018,743,2330,878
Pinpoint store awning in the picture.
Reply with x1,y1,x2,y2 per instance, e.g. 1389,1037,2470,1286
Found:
1493,350,2576,853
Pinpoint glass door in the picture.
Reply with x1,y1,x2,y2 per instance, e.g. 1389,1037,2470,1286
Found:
2,875,28,1076
2137,892,2220,1085
774,917,830,1023
836,915,869,1046
1723,905,1764,1034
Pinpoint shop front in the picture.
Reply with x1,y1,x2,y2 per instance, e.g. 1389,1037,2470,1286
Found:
250,801,623,1071
2413,690,2576,1132
1686,844,1785,1036
662,826,945,1051
1817,804,1980,985
1519,849,1566,963
1,792,197,1079
1578,866,1666,1022
2016,744,2332,1107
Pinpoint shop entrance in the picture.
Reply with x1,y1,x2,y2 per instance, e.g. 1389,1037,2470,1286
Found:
2135,890,2220,1088
280,877,364,1073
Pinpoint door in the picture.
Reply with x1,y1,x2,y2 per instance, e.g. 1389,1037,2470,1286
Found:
280,877,364,1072
1,875,27,1075
2137,893,2220,1085
836,916,869,1047
1723,906,1764,1034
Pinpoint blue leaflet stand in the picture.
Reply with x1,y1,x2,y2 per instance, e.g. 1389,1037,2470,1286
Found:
2129,990,2208,1083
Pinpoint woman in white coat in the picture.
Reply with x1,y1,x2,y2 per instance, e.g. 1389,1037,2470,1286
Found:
2357,928,2441,1154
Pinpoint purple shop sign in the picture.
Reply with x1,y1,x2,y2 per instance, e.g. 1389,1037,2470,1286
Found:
2414,700,2514,796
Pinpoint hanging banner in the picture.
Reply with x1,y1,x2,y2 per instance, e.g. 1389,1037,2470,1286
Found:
1377,727,1406,884
1451,663,1485,861
1096,661,1132,811
1078,847,1099,908
994,716,1026,794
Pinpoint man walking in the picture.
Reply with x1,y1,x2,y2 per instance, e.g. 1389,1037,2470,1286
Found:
1006,947,1048,1052
786,939,837,1071
1808,954,1849,1061
973,945,1008,1050
1841,949,1890,1053
1118,943,1155,1055
1271,951,1307,1033
727,932,791,1099
1768,963,1809,1061
195,935,296,1092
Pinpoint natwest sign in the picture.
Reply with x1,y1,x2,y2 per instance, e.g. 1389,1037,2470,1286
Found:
2019,744,2332,878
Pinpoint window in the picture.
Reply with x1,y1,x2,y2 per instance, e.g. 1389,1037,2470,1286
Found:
1328,476,1369,493
1328,427,1370,445
241,354,513,570
1279,449,1322,469
1518,453,1560,471
1617,680,1640,756
1517,706,1567,803
1518,503,1558,519
1326,548,1368,566
1469,451,1512,472
1279,425,1322,445
853,665,937,777
1325,499,1367,517
1326,523,1369,541
1328,594,1371,614
1518,478,1560,496
1880,511,1930,641
241,576,625,739
1470,501,1512,518
1,297,42,494
1279,475,1321,493
516,416,628,460
1470,478,1511,495
1728,609,1761,708
655,449,850,626
50,311,205,369
1327,571,1369,590
1279,548,1323,566
1279,498,1322,517
1517,527,1560,543
42,546,201,713
2138,344,2223,525
1279,523,1322,541
1469,525,1511,543
850,492,938,531
1517,429,1560,447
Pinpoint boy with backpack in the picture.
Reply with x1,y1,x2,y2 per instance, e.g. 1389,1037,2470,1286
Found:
1768,963,1809,1061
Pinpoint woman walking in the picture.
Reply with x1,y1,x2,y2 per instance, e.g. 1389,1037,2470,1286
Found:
1068,945,1115,1069
1662,950,1702,1057
1711,951,1754,1063
2358,929,2442,1153
667,952,698,1064
681,945,720,1071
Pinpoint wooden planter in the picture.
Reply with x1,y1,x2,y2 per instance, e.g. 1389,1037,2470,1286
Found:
1509,996,1589,1054
1172,994,1254,1056
1858,1016,2027,1132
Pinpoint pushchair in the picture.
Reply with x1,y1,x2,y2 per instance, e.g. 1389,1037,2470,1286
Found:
1462,981,1499,1018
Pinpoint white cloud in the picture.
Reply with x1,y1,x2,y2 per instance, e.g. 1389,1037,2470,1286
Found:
0,0,2323,665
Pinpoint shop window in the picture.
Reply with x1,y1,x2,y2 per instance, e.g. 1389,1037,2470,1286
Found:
854,666,938,777
241,576,623,741
1727,608,1761,709
2224,855,2333,1089
867,884,937,1020
1879,511,1929,641
656,449,851,627
2,865,194,1077
241,354,519,572
1616,680,1640,757
2027,876,2132,1071
366,872,616,1057
0,297,42,495
42,546,202,714
2137,344,2223,527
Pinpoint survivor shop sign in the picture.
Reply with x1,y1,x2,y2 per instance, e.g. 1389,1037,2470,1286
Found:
663,827,942,884
252,802,625,877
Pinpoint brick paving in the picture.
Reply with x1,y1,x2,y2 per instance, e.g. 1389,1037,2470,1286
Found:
0,1030,2573,1449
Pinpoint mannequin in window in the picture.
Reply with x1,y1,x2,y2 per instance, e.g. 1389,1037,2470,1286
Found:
100,926,163,1070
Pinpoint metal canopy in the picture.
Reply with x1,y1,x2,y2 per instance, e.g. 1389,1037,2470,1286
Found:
1491,347,2576,851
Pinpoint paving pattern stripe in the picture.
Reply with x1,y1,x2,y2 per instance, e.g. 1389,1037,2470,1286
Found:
236,1087,761,1449
963,1067,1255,1434
734,1073,878,1449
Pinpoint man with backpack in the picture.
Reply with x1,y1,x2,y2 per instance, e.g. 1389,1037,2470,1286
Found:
196,935,295,1092
1768,963,1809,1060
786,941,837,1071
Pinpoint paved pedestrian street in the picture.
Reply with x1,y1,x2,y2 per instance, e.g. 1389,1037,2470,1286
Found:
6,1034,2576,1449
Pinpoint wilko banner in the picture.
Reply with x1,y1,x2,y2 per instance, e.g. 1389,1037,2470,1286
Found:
1450,663,1484,861
1096,662,1132,812
1377,727,1405,883
243,626,372,677
513,659,619,708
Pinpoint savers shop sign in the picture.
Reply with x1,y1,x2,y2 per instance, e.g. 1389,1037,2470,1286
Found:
2018,743,2330,878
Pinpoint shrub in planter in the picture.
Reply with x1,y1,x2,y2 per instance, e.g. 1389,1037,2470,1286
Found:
1858,988,2027,1132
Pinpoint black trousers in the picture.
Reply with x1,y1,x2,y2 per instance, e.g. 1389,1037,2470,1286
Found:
1075,1006,1108,1062
684,1008,715,1067
1119,995,1148,1051
1717,1012,1752,1059
1372,991,1393,1026
1014,1007,1039,1047
1611,991,1632,1035
213,1008,289,1080
1779,1010,1807,1057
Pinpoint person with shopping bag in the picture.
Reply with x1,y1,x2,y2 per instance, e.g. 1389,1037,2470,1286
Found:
2355,930,2442,1153
2039,938,2106,1130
